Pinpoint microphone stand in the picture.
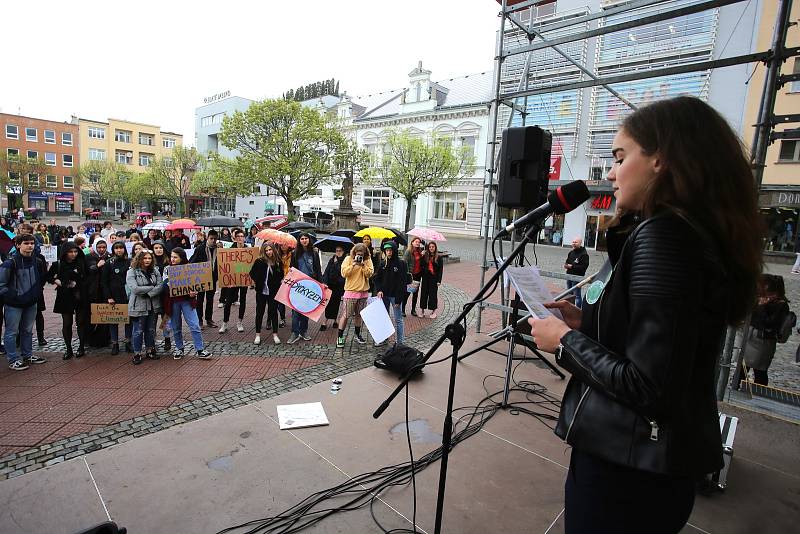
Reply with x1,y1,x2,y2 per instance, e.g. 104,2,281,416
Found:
373,221,544,534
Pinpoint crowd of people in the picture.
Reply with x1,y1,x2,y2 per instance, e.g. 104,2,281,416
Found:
0,217,445,370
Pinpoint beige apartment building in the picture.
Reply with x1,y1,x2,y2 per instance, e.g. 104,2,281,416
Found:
72,116,182,214
744,1,800,253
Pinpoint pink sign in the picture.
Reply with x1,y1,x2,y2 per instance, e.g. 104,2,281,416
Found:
275,267,332,323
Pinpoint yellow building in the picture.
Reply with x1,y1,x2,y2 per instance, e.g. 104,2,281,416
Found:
72,116,182,214
743,1,800,253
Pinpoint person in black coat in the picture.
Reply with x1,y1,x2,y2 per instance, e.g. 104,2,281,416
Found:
102,241,132,355
85,238,110,348
564,237,590,308
419,241,444,319
375,241,408,345
320,245,346,331
290,233,322,340
48,242,89,359
249,242,284,345
191,229,219,328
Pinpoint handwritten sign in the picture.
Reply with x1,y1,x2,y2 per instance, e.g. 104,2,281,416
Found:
275,267,331,322
91,304,129,324
168,262,213,297
41,244,57,263
217,248,258,288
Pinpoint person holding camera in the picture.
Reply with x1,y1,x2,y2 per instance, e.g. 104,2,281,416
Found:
336,243,374,348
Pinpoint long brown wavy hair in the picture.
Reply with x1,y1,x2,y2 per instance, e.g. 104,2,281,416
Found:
621,96,763,325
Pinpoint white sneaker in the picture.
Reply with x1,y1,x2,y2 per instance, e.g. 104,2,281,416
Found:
273,334,281,344
217,302,224,308
218,322,227,333
429,312,438,319
254,334,261,345
237,321,244,332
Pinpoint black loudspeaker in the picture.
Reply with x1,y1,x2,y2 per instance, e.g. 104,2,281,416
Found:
496,126,552,209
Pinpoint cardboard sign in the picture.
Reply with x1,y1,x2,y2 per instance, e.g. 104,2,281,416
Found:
91,304,129,324
41,244,57,263
275,267,331,322
217,247,258,288
168,262,213,297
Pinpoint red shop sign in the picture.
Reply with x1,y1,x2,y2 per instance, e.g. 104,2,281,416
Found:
591,195,613,210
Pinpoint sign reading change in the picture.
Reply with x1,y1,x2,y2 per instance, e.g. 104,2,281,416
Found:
91,304,129,324
217,248,258,288
168,262,214,297
275,267,332,322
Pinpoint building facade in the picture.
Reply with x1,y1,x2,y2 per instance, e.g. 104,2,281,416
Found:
498,0,762,249
73,117,182,215
1,113,80,214
743,0,800,254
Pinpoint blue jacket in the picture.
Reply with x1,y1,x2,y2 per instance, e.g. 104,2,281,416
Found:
0,252,44,308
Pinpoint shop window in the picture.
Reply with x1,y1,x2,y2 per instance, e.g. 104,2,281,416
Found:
433,192,467,221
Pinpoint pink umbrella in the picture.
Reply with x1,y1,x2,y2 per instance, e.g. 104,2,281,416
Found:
257,228,297,248
407,227,446,242
166,218,200,231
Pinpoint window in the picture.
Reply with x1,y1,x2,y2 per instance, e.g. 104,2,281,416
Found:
8,172,20,185
63,175,74,188
139,153,153,166
45,152,56,166
199,114,224,128
116,150,133,164
7,148,19,159
459,135,476,156
26,127,37,141
88,172,100,184
27,150,38,161
5,124,18,139
28,173,39,188
63,154,73,167
115,130,131,143
433,192,468,221
88,126,105,139
139,133,154,146
44,129,56,144
163,157,174,167
62,132,73,146
88,148,106,161
163,137,176,148
791,59,800,93
363,189,390,215
46,175,57,188
778,140,800,162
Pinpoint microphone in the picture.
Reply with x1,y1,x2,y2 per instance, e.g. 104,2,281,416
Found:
496,180,590,238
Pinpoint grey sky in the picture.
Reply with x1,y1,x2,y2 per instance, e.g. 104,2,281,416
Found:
1,0,499,145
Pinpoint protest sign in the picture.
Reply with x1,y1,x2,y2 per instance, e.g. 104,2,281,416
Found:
275,267,331,322
91,304,129,324
217,248,258,288
125,242,134,256
41,244,58,263
168,262,213,297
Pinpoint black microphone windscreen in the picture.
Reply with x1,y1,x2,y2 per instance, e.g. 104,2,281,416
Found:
549,181,590,214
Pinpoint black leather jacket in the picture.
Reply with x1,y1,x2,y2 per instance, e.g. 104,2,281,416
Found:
555,211,726,476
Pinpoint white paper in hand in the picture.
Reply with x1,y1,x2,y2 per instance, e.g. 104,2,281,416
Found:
505,266,563,320
360,299,395,343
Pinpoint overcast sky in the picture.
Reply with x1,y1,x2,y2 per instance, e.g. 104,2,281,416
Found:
0,0,499,144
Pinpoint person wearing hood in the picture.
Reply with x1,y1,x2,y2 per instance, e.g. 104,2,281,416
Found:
102,241,132,355
151,240,171,351
375,241,408,346
0,234,47,370
320,245,346,332
86,237,111,348
48,242,89,359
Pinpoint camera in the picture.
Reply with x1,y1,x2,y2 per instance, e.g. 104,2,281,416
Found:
355,255,363,263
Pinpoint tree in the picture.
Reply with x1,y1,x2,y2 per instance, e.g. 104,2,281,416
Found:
283,78,341,101
123,171,162,212
0,152,56,212
218,98,343,216
141,146,204,216
365,131,475,230
74,160,132,210
190,154,250,204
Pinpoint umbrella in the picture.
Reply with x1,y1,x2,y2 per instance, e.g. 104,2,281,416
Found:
256,215,289,230
386,227,409,246
143,220,170,231
90,210,101,215
290,230,316,240
166,218,200,231
285,221,316,231
0,229,15,255
243,219,256,230
331,229,357,239
315,236,355,253
137,212,152,217
408,227,447,242
257,228,297,249
197,216,241,227
354,227,397,241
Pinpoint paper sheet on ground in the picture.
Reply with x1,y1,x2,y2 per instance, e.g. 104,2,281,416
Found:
505,266,563,320
360,299,395,343
277,402,329,430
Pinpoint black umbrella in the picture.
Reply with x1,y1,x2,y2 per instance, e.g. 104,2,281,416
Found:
290,230,316,240
285,221,316,231
331,229,357,239
197,216,241,227
386,227,409,247
315,236,354,253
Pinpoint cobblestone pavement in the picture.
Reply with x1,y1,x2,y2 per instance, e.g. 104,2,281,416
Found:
0,283,470,479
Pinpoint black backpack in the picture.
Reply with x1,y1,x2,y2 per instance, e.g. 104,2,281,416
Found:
777,310,797,343
374,343,425,377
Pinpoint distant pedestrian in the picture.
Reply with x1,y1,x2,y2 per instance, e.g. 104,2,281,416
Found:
321,245,346,331
403,237,425,317
419,242,443,319
219,229,250,334
564,237,589,308
249,242,283,345
742,274,790,386
335,243,372,348
126,250,163,365
191,229,219,328
375,241,407,345
49,242,89,359
289,233,323,344
102,241,132,355
163,247,212,360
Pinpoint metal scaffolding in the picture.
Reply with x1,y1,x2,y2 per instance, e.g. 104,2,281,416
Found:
476,0,799,396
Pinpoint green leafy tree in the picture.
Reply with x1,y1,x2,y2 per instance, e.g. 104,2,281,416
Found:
190,154,250,205
141,146,203,216
75,160,133,212
284,78,341,101
365,131,474,230
218,98,343,216
123,171,161,212
0,152,51,211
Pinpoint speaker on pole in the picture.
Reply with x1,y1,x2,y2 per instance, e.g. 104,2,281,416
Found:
496,126,552,209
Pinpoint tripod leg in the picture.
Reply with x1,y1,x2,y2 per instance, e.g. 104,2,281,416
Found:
502,330,516,407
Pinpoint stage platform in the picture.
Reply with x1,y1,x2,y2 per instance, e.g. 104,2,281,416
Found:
0,334,797,533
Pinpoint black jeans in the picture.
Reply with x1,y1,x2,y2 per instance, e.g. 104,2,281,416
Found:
565,449,695,534
61,310,88,347
195,283,217,323
419,276,439,311
36,309,45,341
255,292,278,333
223,287,247,322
